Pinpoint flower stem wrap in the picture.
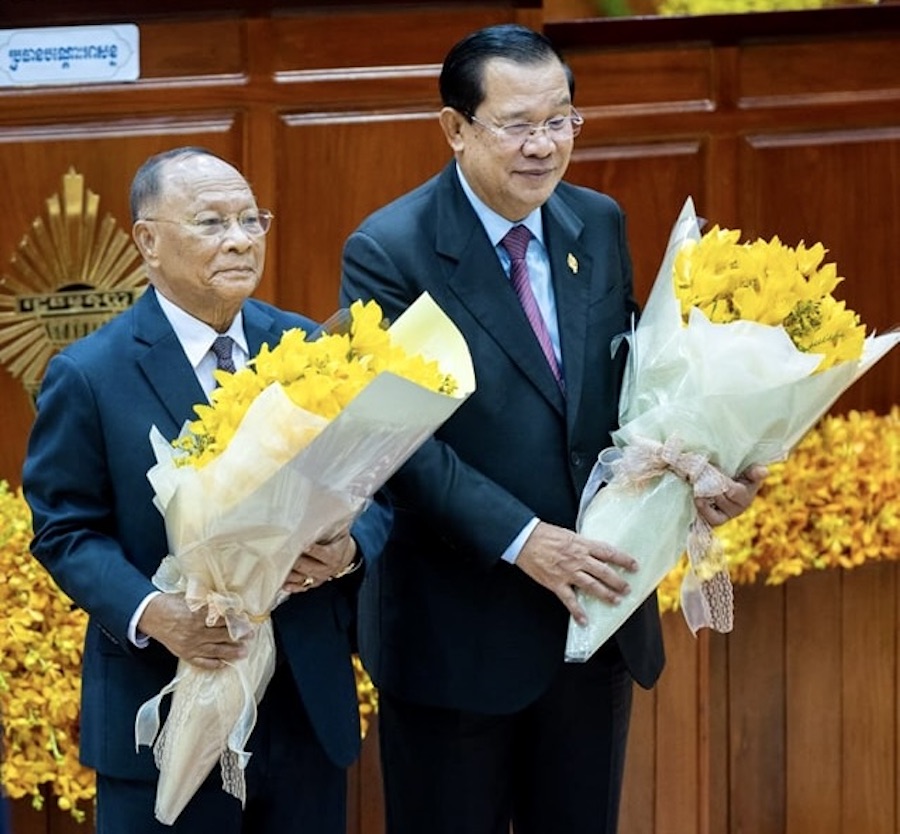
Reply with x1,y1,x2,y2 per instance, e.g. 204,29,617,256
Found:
608,435,736,634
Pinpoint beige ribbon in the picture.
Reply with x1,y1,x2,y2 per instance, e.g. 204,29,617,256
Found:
609,435,735,634
153,554,271,640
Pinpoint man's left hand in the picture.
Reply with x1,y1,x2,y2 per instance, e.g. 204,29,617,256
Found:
695,463,768,527
282,528,358,594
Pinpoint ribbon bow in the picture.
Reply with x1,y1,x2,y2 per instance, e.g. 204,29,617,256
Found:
607,435,736,635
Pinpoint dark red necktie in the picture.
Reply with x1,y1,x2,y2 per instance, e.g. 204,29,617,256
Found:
500,225,564,389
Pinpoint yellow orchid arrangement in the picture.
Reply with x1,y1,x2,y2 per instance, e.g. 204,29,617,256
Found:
673,226,865,371
0,480,94,821
657,406,900,611
175,298,457,468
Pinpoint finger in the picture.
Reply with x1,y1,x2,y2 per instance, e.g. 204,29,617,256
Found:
575,567,630,601
197,638,249,660
695,496,723,525
589,562,631,595
587,547,638,573
739,463,768,485
297,550,330,569
284,575,316,593
556,584,589,627
188,657,224,670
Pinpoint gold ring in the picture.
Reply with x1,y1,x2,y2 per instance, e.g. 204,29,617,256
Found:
301,576,315,590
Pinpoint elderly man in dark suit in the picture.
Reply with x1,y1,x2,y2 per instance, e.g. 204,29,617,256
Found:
340,24,764,834
23,146,390,834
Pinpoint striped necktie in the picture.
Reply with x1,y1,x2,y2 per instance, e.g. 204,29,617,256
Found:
500,225,564,389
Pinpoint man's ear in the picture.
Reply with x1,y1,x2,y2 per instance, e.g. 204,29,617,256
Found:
439,107,467,152
132,221,159,265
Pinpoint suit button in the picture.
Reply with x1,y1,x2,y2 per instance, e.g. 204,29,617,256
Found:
570,451,583,467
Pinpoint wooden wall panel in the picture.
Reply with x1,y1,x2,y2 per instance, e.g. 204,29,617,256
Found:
737,35,900,108
566,142,706,302
276,112,450,320
784,570,842,834
840,563,896,833
135,19,246,81
620,685,657,832
566,46,714,116
270,6,515,72
728,583,787,834
654,620,701,834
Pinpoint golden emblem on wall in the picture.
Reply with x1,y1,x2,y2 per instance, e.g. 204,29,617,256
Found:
0,168,146,402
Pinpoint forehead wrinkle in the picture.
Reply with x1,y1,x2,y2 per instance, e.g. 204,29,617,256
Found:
163,159,256,213
482,82,572,123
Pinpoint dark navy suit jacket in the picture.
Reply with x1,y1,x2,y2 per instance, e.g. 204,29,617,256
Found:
341,163,664,714
23,288,391,779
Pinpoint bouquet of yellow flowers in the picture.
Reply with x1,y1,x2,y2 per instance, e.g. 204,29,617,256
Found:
136,292,474,824
565,197,899,662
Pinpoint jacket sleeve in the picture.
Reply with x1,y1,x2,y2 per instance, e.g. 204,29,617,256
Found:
22,351,160,647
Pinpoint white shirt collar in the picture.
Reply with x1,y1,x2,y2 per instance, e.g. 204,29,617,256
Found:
455,163,544,248
154,288,248,370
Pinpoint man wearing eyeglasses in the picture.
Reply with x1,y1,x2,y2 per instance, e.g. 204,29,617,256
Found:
340,24,764,834
23,146,390,834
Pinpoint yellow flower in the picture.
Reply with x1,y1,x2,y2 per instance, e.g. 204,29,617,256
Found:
175,299,456,467
0,481,93,820
658,0,877,14
657,408,900,613
674,225,866,372
352,655,379,739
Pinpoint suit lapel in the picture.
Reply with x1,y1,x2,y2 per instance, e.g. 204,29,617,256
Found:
542,194,593,435
133,292,280,429
133,290,206,427
438,168,565,414
242,301,279,357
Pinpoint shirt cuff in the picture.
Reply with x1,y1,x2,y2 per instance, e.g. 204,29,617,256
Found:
129,590,163,647
501,517,540,564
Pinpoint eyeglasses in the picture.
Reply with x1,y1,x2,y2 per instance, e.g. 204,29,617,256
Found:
469,110,584,146
142,208,274,238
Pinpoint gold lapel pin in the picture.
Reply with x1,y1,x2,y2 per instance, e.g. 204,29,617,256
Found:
567,253,579,274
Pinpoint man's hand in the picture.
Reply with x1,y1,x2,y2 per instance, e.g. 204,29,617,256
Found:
695,463,768,527
515,522,639,626
282,528,358,594
137,593,251,670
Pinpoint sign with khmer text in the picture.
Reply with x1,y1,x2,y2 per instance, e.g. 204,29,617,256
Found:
0,24,139,87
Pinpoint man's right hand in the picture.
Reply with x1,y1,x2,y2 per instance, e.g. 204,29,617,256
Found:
514,521,638,627
137,593,251,670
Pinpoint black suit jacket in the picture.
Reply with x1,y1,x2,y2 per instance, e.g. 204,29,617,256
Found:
340,162,664,714
23,288,391,779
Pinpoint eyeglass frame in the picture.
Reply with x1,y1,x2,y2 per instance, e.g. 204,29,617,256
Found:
466,109,584,145
140,208,274,238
